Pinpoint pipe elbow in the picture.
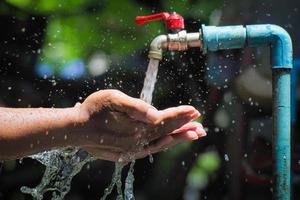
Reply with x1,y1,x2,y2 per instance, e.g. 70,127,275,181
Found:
148,35,168,60
246,24,293,68
268,25,292,47
269,25,292,68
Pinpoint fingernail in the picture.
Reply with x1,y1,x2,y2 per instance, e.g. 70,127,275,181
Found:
186,130,199,140
196,127,207,137
189,111,200,118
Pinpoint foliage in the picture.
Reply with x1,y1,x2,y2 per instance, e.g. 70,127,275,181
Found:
5,0,222,73
5,0,162,72
187,150,221,189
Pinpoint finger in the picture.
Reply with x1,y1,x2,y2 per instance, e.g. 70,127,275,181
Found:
134,129,206,160
149,106,200,139
97,90,200,126
171,121,203,134
133,134,190,160
105,102,200,140
149,131,204,153
156,105,199,120
86,90,155,121
86,126,207,162
158,105,200,126
150,127,206,150
107,90,156,121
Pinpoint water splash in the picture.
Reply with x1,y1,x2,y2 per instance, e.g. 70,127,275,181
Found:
100,162,125,200
22,58,160,200
124,161,135,200
21,148,94,200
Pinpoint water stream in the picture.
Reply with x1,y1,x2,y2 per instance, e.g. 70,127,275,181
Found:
100,58,159,200
21,58,160,200
140,58,159,104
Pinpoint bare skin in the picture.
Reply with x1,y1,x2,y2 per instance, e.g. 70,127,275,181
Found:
0,90,206,162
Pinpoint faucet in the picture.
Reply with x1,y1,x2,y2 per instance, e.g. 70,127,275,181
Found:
136,12,293,200
135,12,202,60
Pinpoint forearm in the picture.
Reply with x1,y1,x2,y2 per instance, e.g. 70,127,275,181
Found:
0,107,83,160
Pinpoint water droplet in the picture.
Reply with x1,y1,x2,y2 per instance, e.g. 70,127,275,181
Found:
224,154,230,161
149,154,154,163
214,127,220,132
181,161,185,166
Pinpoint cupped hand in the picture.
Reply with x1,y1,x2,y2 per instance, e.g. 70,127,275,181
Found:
74,90,206,162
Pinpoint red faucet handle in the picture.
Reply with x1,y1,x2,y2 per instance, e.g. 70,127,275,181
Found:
135,12,184,30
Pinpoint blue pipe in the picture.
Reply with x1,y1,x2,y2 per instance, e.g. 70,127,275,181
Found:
201,25,246,53
201,24,293,200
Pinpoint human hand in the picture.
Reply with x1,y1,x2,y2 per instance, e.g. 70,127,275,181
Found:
74,90,206,162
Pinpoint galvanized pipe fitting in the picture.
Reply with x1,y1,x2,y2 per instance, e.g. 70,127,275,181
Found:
148,30,203,60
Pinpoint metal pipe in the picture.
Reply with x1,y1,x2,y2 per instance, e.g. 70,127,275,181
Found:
148,31,202,60
148,35,168,60
201,24,293,200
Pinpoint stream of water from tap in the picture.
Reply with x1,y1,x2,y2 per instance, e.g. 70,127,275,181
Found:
21,58,160,200
101,58,160,200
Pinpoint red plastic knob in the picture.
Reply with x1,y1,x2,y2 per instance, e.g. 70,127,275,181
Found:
135,12,184,30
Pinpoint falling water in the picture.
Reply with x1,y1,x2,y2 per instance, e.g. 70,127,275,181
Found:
140,58,159,104
124,161,136,200
21,58,160,200
100,162,125,200
140,58,160,164
101,58,160,200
